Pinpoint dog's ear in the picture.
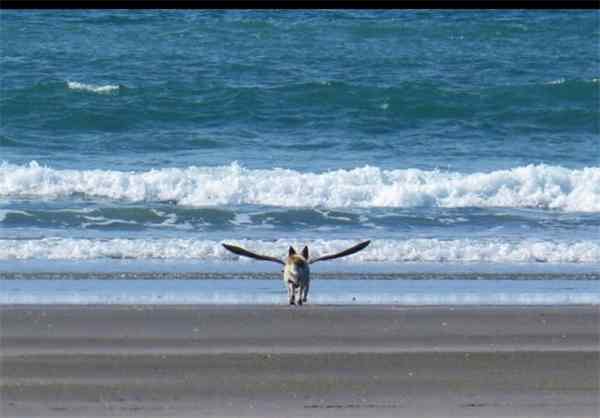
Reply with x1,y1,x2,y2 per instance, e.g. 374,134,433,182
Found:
301,246,309,259
288,246,296,256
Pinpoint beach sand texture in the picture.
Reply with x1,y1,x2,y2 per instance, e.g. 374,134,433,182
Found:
1,305,598,417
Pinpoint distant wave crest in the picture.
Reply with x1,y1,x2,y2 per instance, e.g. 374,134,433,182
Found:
67,81,120,93
1,161,599,212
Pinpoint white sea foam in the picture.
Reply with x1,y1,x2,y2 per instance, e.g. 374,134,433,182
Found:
80,216,138,228
67,81,120,93
1,161,599,212
545,78,600,85
0,238,598,263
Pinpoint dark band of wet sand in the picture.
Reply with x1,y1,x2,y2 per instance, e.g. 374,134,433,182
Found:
1,305,598,417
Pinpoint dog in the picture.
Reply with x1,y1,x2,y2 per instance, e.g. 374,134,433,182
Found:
222,240,370,305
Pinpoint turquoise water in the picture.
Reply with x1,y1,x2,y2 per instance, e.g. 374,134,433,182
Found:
1,11,599,303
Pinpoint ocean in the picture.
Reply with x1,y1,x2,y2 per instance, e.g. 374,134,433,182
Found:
1,10,599,305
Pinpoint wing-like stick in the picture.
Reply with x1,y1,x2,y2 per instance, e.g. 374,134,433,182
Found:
309,240,371,264
222,244,285,265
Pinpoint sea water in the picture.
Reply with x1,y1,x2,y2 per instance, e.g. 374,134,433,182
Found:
1,10,598,304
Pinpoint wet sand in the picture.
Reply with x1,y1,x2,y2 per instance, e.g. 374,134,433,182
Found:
1,305,598,417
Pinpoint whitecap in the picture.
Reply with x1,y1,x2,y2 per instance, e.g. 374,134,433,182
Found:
67,81,120,94
0,237,599,264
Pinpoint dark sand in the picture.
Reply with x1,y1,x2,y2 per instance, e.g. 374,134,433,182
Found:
1,305,598,417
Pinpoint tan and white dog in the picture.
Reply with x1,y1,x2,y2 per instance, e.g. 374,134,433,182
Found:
222,240,370,305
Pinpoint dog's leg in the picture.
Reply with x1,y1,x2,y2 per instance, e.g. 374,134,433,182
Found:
296,286,303,306
302,280,309,303
287,282,295,305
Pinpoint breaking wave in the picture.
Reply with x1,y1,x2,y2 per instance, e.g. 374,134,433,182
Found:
0,238,598,263
1,161,599,212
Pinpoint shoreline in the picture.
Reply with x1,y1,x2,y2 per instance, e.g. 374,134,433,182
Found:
3,278,598,306
2,260,600,276
2,305,598,417
1,303,599,311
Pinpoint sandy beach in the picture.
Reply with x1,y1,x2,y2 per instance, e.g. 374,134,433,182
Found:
1,305,598,417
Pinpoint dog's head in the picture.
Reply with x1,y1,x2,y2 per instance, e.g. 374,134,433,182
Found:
286,246,310,272
288,246,309,260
